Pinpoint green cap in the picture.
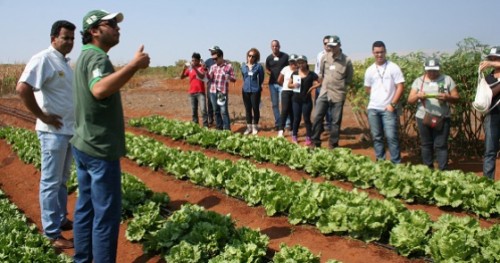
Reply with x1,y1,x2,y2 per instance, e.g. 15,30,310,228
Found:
82,10,124,31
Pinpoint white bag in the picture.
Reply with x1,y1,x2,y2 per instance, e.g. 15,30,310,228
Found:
472,69,492,114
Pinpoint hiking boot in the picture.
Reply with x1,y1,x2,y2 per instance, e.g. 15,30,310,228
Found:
50,236,74,249
292,135,298,143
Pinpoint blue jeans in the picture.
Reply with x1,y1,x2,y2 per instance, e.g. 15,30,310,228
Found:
367,109,401,164
209,92,230,130
190,92,208,126
269,83,282,128
417,117,450,170
37,131,72,239
312,95,344,148
72,146,122,263
292,99,313,137
483,112,500,179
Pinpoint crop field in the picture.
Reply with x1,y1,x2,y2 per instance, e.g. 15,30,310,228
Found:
0,62,499,262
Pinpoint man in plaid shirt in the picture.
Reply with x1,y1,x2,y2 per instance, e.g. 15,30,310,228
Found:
207,48,236,130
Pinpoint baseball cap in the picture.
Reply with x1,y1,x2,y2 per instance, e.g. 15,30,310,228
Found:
209,45,221,52
288,54,298,62
83,10,124,31
326,35,341,46
296,55,308,62
424,58,440,71
487,47,500,59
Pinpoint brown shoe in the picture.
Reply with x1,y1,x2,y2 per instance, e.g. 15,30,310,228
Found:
50,236,74,249
60,219,73,231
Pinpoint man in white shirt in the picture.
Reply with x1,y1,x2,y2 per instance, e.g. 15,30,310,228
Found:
364,41,405,164
16,20,76,249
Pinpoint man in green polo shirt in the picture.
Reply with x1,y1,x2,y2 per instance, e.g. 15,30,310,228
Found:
71,9,150,263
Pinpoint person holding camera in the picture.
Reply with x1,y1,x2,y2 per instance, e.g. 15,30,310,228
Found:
207,48,236,130
181,52,208,127
407,58,459,170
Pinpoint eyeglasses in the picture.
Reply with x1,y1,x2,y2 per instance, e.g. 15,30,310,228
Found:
99,19,118,29
323,42,328,45
248,54,255,58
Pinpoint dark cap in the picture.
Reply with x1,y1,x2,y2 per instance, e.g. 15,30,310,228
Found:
424,58,440,71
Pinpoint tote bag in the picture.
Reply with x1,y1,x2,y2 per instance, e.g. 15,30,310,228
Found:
472,69,493,114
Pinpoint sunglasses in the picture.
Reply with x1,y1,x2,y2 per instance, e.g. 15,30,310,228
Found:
99,19,118,29
248,54,255,58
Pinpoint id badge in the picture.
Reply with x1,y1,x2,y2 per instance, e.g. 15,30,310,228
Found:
248,72,254,76
273,57,279,61
329,65,335,70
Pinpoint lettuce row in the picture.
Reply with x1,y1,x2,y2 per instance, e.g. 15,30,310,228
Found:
129,115,500,218
125,132,500,260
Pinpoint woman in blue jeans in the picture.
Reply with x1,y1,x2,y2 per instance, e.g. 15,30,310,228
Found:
407,58,459,170
288,55,320,145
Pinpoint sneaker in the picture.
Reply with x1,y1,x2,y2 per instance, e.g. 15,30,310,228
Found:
49,236,74,249
277,130,284,137
305,136,312,146
252,124,258,135
243,125,252,135
292,135,298,143
60,219,73,231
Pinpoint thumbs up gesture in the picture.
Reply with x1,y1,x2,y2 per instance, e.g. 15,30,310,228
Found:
132,44,150,69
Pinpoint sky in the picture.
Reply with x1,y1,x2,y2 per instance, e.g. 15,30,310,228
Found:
1,0,499,67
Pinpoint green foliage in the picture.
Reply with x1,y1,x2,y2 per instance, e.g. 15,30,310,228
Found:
272,243,321,263
0,189,72,262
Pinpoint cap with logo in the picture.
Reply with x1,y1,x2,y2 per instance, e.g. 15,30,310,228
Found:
288,54,298,62
209,45,221,52
424,58,440,71
487,47,500,59
83,10,124,31
296,55,308,62
326,35,341,46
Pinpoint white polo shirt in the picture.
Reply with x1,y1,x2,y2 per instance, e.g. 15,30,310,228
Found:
18,45,74,135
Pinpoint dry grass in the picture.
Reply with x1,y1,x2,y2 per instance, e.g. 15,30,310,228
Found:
0,64,24,96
